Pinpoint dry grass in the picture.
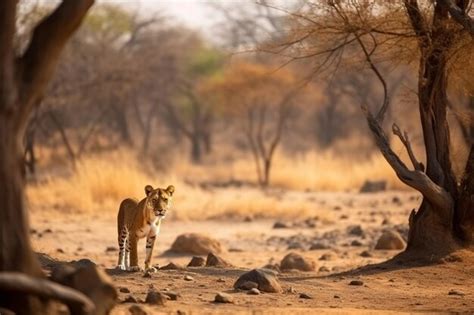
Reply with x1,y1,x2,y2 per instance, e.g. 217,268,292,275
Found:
27,148,406,220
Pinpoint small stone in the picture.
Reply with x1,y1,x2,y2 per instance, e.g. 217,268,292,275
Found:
161,291,180,300
280,252,316,271
184,275,194,281
238,281,258,290
143,272,152,278
334,295,340,299
206,252,232,267
319,253,335,261
129,304,147,315
56,248,64,254
216,278,225,283
145,290,167,305
309,243,329,250
299,293,313,299
349,280,364,286
392,196,401,204
160,262,185,270
347,225,364,237
247,288,260,295
448,289,465,296
105,246,118,252
375,230,406,250
214,292,233,303
187,256,206,267
273,221,290,229
340,215,349,220
243,216,253,222
122,295,137,303
119,287,130,293
381,218,391,225
234,269,282,293
319,266,330,272
360,250,372,258
288,242,305,250
44,228,53,233
351,240,363,247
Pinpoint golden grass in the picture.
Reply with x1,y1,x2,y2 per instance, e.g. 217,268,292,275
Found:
27,148,406,220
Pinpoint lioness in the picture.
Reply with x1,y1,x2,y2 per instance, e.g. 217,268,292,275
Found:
116,184,175,272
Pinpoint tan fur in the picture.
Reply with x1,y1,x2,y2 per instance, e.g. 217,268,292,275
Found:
116,184,175,271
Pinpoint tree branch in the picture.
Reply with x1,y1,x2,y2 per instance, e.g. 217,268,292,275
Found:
0,272,95,315
16,0,95,127
392,123,425,171
364,107,453,215
438,0,474,36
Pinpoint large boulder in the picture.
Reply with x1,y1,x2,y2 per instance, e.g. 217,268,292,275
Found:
170,233,222,255
280,252,316,272
374,230,406,250
51,263,117,315
234,269,282,293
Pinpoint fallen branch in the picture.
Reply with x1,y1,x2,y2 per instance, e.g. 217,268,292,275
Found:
0,272,94,315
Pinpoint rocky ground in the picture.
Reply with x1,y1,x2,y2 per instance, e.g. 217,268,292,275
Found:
29,191,474,314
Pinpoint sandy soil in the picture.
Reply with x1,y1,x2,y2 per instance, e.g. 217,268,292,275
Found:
29,191,474,314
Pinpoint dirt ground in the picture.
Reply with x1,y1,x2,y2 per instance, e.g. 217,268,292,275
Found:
29,190,474,314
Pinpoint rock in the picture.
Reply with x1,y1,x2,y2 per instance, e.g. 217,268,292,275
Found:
340,214,349,220
234,269,282,293
309,243,329,250
392,196,402,204
351,240,363,246
216,278,226,283
170,233,222,255
280,252,316,272
319,266,330,272
319,253,335,261
143,272,152,278
288,242,305,250
262,263,281,273
129,304,147,315
381,218,391,225
206,252,232,267
448,289,465,296
119,287,130,293
347,225,364,237
360,180,386,193
374,231,406,250
247,288,260,295
160,262,185,270
334,295,340,299
51,263,116,314
238,281,258,290
105,246,118,252
273,221,291,229
349,280,364,286
184,275,194,281
122,295,137,303
145,290,167,305
187,256,206,267
161,291,180,300
214,292,234,303
299,293,313,299
244,216,253,222
360,250,372,258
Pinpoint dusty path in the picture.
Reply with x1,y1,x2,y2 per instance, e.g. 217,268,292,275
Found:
29,191,474,314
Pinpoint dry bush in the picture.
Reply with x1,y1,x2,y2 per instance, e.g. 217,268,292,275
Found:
27,146,408,220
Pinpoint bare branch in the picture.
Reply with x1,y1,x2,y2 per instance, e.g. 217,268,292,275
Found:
17,0,94,125
392,123,425,171
438,0,474,36
0,272,95,315
364,106,453,215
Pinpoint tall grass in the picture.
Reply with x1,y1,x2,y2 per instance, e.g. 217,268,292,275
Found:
27,149,406,220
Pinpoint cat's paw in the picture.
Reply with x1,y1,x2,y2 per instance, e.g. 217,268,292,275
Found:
116,264,127,271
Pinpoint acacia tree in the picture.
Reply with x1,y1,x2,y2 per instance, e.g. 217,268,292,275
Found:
0,1,97,314
204,61,301,187
267,0,473,254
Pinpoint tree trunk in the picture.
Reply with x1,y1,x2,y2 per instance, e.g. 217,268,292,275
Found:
0,116,45,314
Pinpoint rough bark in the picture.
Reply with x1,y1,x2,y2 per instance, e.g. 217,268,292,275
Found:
0,0,94,313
